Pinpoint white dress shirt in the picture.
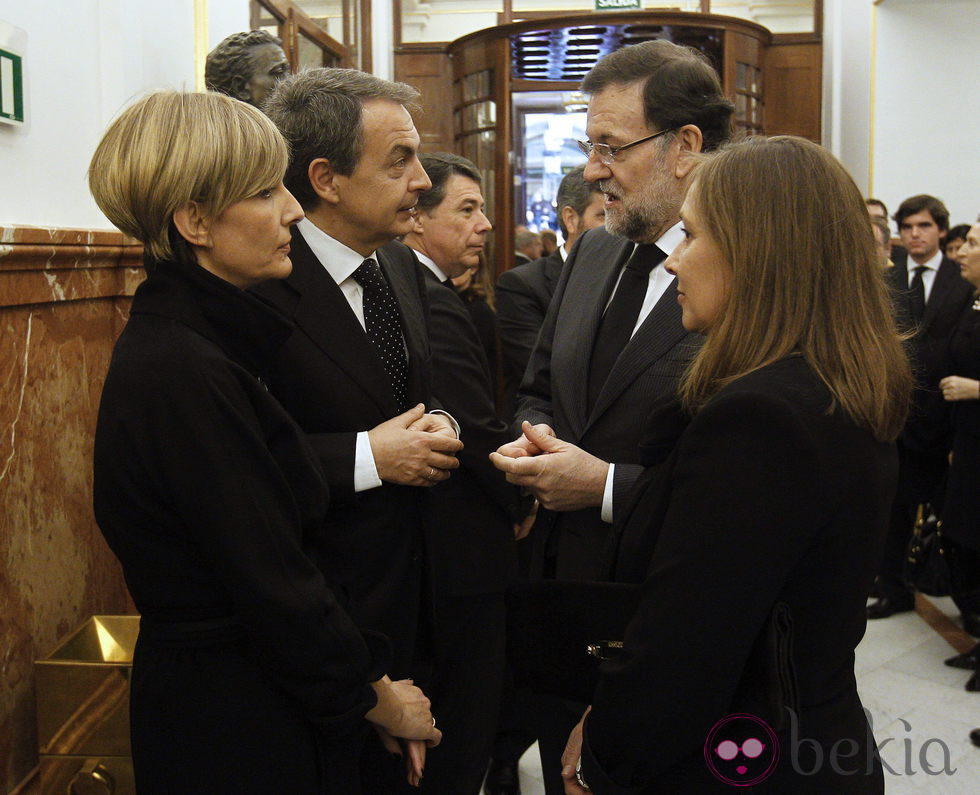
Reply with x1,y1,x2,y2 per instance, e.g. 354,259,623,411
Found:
297,219,458,493
908,248,942,304
412,249,450,284
600,221,685,522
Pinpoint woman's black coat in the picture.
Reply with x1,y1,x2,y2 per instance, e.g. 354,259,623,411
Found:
93,259,387,793
581,356,895,794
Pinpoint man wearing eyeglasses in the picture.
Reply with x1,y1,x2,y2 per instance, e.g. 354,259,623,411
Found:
490,40,733,793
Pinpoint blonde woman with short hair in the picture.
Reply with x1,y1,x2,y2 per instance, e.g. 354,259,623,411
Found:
90,91,439,792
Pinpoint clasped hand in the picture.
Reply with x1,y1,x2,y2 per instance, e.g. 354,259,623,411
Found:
489,421,608,512
366,676,441,788
369,404,463,486
939,375,980,402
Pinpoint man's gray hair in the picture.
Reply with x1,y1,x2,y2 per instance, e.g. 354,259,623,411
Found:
515,229,541,250
264,68,421,210
582,40,733,152
555,166,602,238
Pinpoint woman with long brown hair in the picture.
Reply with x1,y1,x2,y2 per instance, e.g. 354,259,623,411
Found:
561,136,911,793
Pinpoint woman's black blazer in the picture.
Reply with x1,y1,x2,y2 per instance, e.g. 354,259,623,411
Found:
581,356,895,793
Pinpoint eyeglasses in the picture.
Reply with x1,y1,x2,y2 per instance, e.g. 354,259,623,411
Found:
576,129,674,165
714,738,766,761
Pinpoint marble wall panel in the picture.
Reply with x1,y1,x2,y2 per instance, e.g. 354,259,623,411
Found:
0,226,143,792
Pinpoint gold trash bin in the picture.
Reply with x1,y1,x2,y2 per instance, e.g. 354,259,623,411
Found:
35,615,139,794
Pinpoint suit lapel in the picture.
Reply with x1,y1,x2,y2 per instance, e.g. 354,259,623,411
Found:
286,228,395,415
887,253,909,294
921,256,963,330
884,255,916,334
557,233,633,437
586,278,687,427
543,250,564,295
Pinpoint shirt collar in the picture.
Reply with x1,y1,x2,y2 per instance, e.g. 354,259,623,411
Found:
914,248,943,272
297,217,376,283
653,220,685,258
410,248,450,283
559,244,568,261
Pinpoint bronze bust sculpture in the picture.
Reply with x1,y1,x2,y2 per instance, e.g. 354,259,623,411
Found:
205,30,289,109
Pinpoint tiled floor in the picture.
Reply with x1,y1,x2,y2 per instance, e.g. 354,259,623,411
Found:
511,594,980,793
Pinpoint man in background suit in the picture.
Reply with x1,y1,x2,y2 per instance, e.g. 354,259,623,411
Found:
513,228,543,267
871,216,894,268
256,69,463,788
403,152,531,794
539,229,558,257
867,197,907,261
496,166,606,416
490,40,733,793
869,194,974,620
489,166,606,793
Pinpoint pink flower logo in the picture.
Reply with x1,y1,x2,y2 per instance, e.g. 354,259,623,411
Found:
704,713,779,786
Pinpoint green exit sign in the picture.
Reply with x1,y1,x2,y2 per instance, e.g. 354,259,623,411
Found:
596,0,642,9
0,47,23,124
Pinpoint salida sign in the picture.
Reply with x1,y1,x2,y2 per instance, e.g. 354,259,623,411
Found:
595,0,642,10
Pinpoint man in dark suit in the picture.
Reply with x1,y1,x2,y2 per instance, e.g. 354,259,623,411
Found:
255,69,463,786
497,166,606,416
869,194,974,619
491,166,606,793
402,152,531,794
539,229,558,257
867,197,907,261
490,41,733,793
513,228,543,267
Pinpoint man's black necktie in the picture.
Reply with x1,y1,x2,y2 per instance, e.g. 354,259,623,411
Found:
588,243,666,410
352,259,409,410
909,265,927,323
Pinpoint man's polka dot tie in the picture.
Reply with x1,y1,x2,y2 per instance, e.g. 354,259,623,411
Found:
353,259,409,411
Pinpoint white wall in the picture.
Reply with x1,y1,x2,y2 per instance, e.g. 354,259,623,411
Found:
824,0,978,227
372,0,395,81
208,0,250,49
869,0,979,227
822,0,873,196
0,0,975,231
0,0,247,230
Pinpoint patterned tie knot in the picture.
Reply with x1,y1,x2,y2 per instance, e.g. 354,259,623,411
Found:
352,259,384,291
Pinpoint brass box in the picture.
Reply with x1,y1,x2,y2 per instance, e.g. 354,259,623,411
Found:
35,615,139,794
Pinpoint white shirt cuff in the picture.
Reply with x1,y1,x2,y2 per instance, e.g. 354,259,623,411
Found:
429,409,461,439
600,463,615,524
355,431,383,492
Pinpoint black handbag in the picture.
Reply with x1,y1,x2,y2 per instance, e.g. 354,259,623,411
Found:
506,580,800,729
903,504,963,597
505,579,641,704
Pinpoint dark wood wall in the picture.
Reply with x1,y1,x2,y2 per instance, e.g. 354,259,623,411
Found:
397,40,825,160
766,41,823,142
396,47,455,154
